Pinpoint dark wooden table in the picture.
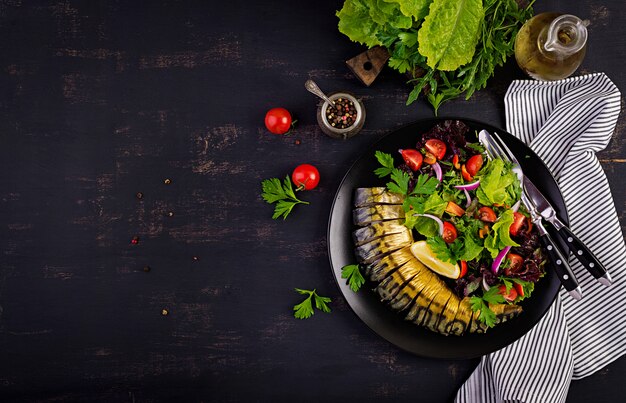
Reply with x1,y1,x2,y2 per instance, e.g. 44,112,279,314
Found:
1,1,624,401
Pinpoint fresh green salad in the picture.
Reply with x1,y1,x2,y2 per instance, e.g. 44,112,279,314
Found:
374,120,546,327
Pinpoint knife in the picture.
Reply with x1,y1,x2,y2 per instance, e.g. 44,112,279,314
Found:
524,177,613,287
521,191,583,300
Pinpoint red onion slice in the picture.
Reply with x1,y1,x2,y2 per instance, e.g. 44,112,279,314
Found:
492,246,512,274
454,180,480,191
462,188,471,208
432,162,442,183
482,277,491,291
413,213,444,236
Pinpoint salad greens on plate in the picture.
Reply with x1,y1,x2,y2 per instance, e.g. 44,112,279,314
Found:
371,120,546,327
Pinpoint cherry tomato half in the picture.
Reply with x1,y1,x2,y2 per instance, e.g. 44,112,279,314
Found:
498,284,518,302
465,155,484,176
509,212,528,236
399,149,423,171
442,221,458,243
477,206,497,223
505,253,524,273
265,107,293,135
425,139,447,160
459,261,468,278
292,164,320,191
513,283,525,298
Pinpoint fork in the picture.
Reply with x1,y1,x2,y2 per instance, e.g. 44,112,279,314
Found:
478,130,582,300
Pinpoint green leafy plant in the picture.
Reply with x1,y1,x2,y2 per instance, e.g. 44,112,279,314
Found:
293,289,332,319
261,176,309,220
469,286,506,328
484,209,520,257
341,264,366,292
337,0,534,114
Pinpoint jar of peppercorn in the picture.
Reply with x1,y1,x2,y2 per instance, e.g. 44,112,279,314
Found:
316,91,365,139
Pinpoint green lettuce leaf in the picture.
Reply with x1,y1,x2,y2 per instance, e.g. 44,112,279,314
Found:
370,0,413,28
383,0,432,20
411,216,439,237
423,192,447,215
459,234,484,262
476,159,520,206
417,0,484,71
337,0,383,47
484,209,520,257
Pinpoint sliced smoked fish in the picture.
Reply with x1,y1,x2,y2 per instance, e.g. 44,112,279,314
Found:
352,220,407,247
376,258,427,302
366,246,415,282
353,205,405,227
354,231,413,264
354,187,404,207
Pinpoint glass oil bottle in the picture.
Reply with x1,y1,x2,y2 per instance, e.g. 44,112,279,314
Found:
515,13,589,81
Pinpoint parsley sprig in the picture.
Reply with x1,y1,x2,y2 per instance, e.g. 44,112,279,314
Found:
470,286,506,328
261,176,309,220
293,288,331,319
374,151,395,178
341,264,365,292
374,151,440,230
374,151,438,201
427,236,464,263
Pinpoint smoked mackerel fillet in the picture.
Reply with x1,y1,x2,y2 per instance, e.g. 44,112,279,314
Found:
352,187,521,336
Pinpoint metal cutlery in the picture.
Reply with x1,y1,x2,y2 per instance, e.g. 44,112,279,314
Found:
523,177,612,286
520,190,583,300
478,130,583,300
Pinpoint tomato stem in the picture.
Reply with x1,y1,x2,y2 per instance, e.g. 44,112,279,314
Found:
284,119,298,136
295,176,309,192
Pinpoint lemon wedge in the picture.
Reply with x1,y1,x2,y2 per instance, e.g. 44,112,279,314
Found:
410,240,460,279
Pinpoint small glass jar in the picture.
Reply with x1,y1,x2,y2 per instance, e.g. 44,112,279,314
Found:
316,91,365,139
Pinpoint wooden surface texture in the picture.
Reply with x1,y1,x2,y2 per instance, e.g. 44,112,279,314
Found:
0,1,624,401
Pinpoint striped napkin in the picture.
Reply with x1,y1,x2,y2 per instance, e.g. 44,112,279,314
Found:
455,73,624,403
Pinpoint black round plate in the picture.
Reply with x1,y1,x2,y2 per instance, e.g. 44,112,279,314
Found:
327,118,566,359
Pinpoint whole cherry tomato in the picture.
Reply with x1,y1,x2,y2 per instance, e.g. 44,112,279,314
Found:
265,107,293,135
292,164,320,191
